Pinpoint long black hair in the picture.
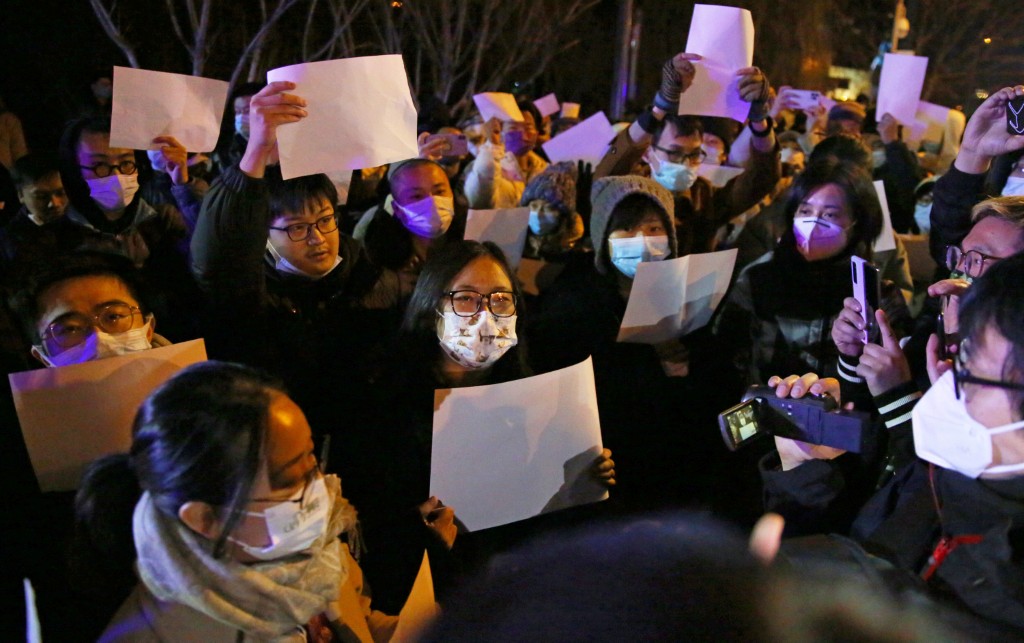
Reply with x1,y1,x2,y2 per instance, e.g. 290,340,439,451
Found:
75,361,286,563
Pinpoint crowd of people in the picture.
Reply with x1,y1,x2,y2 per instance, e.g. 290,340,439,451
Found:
3,40,1024,642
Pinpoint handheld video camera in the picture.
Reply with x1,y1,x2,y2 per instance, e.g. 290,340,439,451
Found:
718,386,870,452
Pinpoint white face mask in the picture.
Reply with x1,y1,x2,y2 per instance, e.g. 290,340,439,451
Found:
702,145,722,166
438,310,518,370
395,195,455,239
528,204,560,236
914,202,932,233
230,476,331,561
86,173,139,212
871,149,887,169
608,234,670,278
792,217,850,261
234,113,250,139
913,371,1024,478
265,240,342,280
1002,176,1024,197
652,160,698,193
34,317,153,368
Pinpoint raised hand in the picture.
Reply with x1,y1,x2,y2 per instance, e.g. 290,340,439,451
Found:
240,81,308,177
957,86,1024,173
151,135,189,186
653,53,703,112
857,309,911,396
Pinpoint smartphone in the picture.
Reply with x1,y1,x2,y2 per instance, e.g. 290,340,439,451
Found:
1008,96,1024,136
426,133,469,157
936,308,961,360
851,255,881,344
788,89,823,111
718,398,766,451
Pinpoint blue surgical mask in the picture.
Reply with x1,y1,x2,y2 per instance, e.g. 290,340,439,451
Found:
608,234,670,278
234,114,249,139
652,161,697,193
1002,176,1024,197
914,202,932,233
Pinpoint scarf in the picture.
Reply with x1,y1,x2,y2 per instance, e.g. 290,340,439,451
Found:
133,474,358,641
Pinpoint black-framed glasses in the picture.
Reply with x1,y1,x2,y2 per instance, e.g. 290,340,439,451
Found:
269,214,338,242
945,245,1005,279
445,290,517,317
43,303,142,353
952,340,1024,400
79,159,137,178
652,145,706,166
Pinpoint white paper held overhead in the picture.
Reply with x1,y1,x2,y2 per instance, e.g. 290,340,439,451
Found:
677,5,755,122
110,67,229,152
534,93,560,118
267,55,418,179
542,111,616,167
876,53,929,126
464,207,531,269
473,92,524,123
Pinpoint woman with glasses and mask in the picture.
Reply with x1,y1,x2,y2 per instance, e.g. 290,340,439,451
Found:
760,251,1024,639
74,361,399,641
336,239,613,615
57,116,207,342
192,81,391,442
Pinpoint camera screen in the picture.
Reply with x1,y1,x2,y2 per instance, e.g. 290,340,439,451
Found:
726,403,759,444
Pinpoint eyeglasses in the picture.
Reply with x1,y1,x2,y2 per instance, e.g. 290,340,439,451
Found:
249,460,323,508
652,145,706,166
445,290,517,317
269,214,338,242
43,303,142,353
952,339,1024,400
79,159,138,178
945,245,1006,279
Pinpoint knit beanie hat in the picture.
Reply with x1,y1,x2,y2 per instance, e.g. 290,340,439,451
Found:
521,161,577,215
590,175,677,274
829,101,867,125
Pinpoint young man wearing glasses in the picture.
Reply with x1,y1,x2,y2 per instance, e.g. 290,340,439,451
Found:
595,51,780,254
191,81,386,439
12,251,166,368
56,116,206,342
761,252,1024,638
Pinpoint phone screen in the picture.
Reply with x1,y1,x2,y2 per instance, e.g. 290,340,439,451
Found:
718,399,763,451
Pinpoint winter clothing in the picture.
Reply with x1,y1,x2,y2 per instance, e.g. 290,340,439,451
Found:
464,142,547,209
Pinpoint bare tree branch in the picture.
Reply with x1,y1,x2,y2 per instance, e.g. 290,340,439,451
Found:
88,0,140,68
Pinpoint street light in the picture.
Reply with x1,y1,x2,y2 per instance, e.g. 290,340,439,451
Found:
983,37,992,44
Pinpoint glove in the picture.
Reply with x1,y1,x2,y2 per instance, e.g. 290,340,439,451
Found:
653,54,700,112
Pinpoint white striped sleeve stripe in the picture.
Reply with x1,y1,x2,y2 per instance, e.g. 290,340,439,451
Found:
885,410,914,429
878,391,922,415
838,368,864,383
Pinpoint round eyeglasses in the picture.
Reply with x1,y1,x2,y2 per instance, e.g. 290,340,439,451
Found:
43,303,142,354
945,245,1006,280
269,214,339,242
79,159,138,178
445,290,517,317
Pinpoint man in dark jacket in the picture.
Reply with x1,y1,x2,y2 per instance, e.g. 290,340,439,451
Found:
760,252,1024,639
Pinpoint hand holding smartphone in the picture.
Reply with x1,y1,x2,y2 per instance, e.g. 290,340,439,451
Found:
851,256,881,345
1008,96,1024,136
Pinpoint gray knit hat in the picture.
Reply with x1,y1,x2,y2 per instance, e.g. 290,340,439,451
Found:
590,175,677,274
521,161,577,215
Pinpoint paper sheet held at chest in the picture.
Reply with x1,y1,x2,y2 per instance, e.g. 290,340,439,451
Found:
430,358,606,531
618,248,737,344
268,55,418,179
110,67,229,152
10,339,207,492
